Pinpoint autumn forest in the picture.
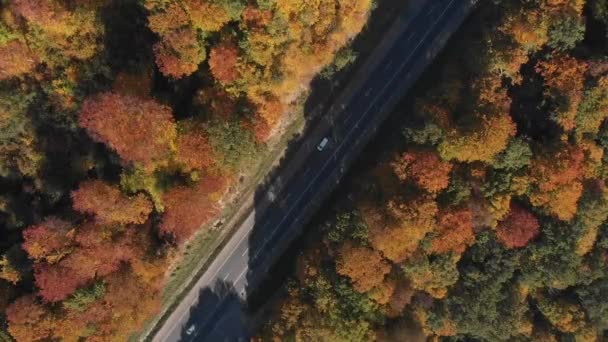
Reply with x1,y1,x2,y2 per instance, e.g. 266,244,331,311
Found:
0,0,373,340
261,0,608,341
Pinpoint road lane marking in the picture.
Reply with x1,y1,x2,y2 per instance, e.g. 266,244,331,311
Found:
406,31,415,42
235,267,248,284
169,213,254,336
241,247,249,257
160,1,459,340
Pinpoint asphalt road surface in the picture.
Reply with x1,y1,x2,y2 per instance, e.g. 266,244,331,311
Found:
152,0,476,341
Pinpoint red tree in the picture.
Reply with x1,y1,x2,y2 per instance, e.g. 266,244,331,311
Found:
99,269,162,339
392,150,453,194
33,263,87,302
22,217,75,263
78,92,176,169
175,129,216,172
6,295,54,341
160,174,228,243
71,180,153,225
496,202,541,248
209,42,239,84
430,207,475,254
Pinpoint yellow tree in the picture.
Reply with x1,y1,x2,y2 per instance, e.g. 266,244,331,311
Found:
391,150,453,194
362,196,438,262
528,144,585,221
536,55,587,131
335,242,391,293
71,180,153,225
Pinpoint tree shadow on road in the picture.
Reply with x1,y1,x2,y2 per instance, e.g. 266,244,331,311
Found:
177,279,247,342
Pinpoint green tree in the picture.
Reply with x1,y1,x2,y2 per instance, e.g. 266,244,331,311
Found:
206,120,258,172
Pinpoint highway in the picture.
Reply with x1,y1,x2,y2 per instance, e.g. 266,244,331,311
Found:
151,0,476,340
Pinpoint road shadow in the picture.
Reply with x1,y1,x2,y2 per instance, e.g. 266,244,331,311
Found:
177,280,247,342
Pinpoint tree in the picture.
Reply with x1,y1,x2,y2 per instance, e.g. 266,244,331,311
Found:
491,138,532,171
577,278,608,330
362,196,438,262
99,269,162,340
528,144,585,221
175,121,217,172
186,0,233,31
429,231,529,340
6,295,54,341
22,217,75,263
61,239,127,283
438,113,516,163
63,282,106,312
499,8,549,53
209,42,239,84
153,28,206,79
391,150,453,194
335,243,390,293
145,0,216,79
572,183,608,255
496,202,540,248
30,221,148,303
0,255,21,285
576,84,608,138
33,262,87,302
535,294,587,333
71,179,153,225
78,92,177,170
536,56,587,131
0,90,42,178
160,174,228,243
429,207,475,255
402,253,460,299
0,39,38,80
206,119,257,171
547,13,585,52
520,222,585,289
10,0,105,61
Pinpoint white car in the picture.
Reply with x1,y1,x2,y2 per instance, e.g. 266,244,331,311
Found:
185,324,196,336
317,137,330,151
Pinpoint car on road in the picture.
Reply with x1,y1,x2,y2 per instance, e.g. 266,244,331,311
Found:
317,137,330,151
185,324,196,336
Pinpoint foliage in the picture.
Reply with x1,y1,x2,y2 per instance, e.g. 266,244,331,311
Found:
0,0,374,339
496,202,541,248
71,179,153,225
323,211,368,243
335,243,390,293
206,119,258,171
78,92,177,170
391,150,453,194
160,174,228,243
62,282,106,312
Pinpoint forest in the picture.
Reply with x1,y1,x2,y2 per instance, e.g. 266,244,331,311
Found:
0,0,373,340
261,0,608,341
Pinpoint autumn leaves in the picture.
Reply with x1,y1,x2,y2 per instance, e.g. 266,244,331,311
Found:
0,0,376,340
